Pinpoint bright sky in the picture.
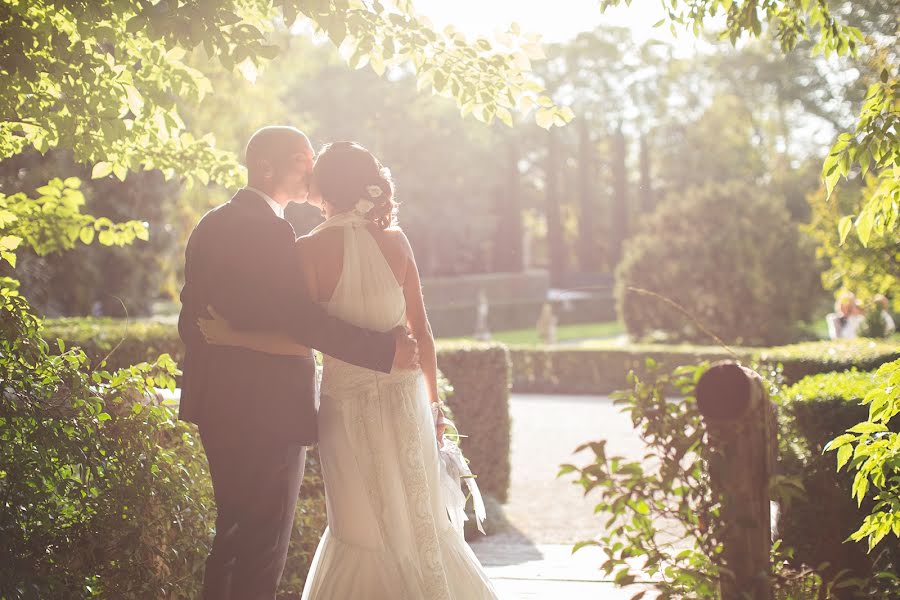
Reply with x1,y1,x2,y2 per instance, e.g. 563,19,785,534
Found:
413,0,707,55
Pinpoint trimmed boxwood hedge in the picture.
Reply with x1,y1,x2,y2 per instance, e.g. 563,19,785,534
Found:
436,342,512,503
42,317,513,503
509,339,900,394
509,343,733,394
757,340,900,384
777,370,900,582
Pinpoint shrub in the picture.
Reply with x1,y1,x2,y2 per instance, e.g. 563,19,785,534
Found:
0,293,212,599
615,180,822,346
43,318,514,504
778,370,900,585
509,342,733,394
563,362,724,598
279,453,328,595
565,361,900,598
508,339,900,394
757,339,900,384
42,317,183,371
436,342,512,502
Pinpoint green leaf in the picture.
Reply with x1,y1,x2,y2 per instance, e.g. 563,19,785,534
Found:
112,163,128,182
847,421,888,434
855,210,874,247
838,215,854,245
0,235,23,252
836,444,853,471
536,108,554,130
79,227,95,245
92,162,113,179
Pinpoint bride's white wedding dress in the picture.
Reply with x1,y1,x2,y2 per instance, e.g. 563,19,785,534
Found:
300,212,498,600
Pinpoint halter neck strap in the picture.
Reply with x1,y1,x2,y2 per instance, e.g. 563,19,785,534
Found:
309,210,371,235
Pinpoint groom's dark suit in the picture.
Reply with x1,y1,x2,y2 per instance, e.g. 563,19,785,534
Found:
178,189,395,600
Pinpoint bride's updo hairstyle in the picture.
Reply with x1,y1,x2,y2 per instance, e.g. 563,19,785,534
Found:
313,141,397,229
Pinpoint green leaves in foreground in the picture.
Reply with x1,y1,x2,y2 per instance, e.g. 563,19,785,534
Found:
823,76,900,248
0,286,213,598
825,360,900,551
0,177,148,269
560,362,723,598
300,3,574,129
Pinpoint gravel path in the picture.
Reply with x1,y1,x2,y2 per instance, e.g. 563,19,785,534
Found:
470,393,656,599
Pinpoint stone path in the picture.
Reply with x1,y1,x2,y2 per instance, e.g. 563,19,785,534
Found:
469,393,655,599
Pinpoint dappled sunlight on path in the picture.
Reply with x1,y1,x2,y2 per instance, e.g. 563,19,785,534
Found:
470,393,658,599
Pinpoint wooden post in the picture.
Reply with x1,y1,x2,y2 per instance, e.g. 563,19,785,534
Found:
696,362,776,600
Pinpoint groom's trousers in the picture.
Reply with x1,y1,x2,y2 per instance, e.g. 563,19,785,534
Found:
200,429,307,600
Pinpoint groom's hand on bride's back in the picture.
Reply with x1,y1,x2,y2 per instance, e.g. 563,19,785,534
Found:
391,327,419,371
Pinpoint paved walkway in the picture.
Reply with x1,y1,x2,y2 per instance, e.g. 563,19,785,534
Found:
470,393,655,599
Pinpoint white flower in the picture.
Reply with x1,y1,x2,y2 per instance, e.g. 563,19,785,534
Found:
366,185,383,199
355,199,375,214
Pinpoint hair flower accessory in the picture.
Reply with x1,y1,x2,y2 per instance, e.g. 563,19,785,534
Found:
355,198,375,215
366,185,383,199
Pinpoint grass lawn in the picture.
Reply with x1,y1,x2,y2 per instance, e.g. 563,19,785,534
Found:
439,321,625,345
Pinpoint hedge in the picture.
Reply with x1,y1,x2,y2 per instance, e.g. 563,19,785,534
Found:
436,342,512,503
777,370,900,582
756,340,900,384
42,317,513,502
509,339,900,394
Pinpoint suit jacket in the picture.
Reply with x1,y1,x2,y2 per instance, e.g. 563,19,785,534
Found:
177,190,396,446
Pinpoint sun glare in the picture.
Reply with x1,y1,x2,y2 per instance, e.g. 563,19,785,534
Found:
413,0,704,54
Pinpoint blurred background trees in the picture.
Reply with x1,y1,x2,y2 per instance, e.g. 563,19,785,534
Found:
4,0,895,349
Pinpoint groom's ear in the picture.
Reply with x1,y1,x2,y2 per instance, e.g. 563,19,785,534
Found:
250,157,274,181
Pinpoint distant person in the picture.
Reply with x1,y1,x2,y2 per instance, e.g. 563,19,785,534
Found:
874,294,896,336
826,293,864,340
536,302,558,344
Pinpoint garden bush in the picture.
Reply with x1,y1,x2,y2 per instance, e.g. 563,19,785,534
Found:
43,317,513,502
565,360,900,598
436,342,512,502
778,370,900,584
1,306,332,598
758,339,900,384
615,180,822,346
0,293,211,599
510,342,732,394
509,339,900,394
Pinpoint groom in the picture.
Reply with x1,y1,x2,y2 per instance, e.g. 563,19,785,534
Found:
178,126,418,600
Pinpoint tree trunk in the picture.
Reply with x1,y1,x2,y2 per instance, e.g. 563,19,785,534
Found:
638,132,653,215
545,127,566,285
609,127,629,268
492,138,524,272
577,119,597,271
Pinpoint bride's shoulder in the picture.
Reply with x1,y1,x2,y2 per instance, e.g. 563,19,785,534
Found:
294,229,336,262
296,228,341,247
383,226,412,250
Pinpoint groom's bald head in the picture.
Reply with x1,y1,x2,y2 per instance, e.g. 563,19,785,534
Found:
245,126,314,201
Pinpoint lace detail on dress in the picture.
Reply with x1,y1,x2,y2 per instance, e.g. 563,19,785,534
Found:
302,211,497,600
397,384,452,600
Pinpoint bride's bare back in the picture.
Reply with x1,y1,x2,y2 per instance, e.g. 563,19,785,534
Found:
295,223,410,304
295,219,437,403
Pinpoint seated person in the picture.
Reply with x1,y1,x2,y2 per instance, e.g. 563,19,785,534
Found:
826,293,864,340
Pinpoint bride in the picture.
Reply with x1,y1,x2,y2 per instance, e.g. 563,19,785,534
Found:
199,141,498,599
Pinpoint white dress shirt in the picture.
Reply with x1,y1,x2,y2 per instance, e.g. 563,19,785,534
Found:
244,186,285,219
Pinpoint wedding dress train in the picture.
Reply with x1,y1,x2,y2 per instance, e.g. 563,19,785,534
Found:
301,212,498,600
